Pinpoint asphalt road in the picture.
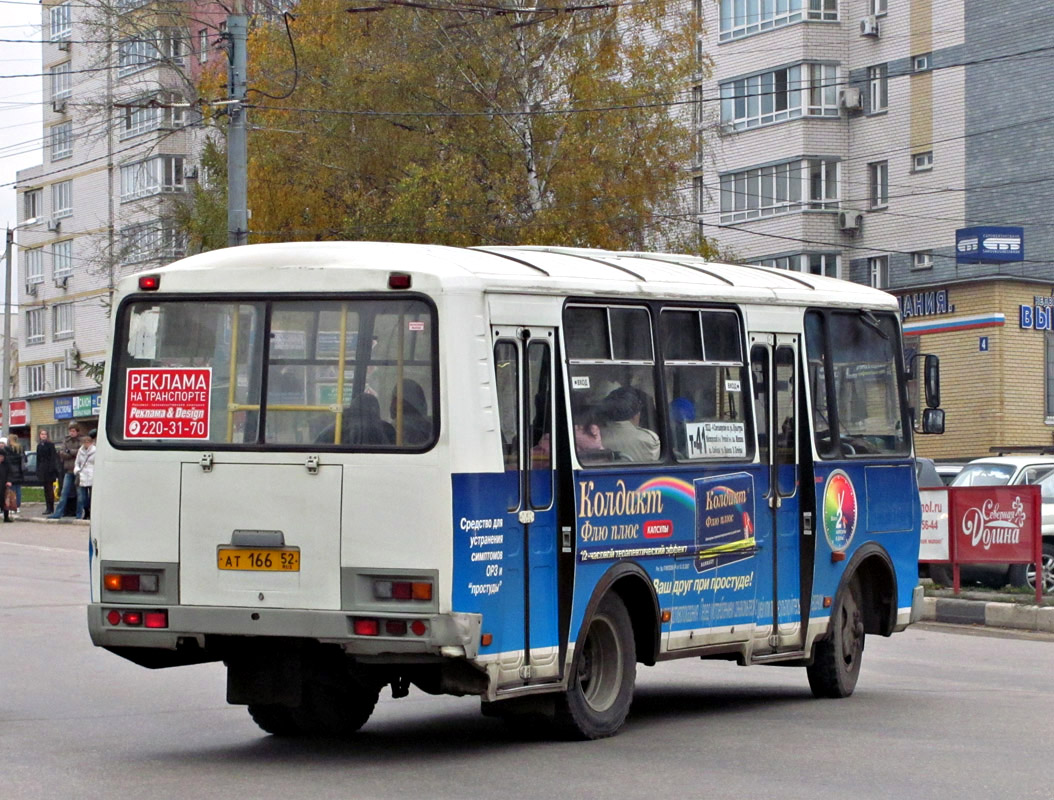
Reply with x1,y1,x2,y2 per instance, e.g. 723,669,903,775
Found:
2,521,1051,800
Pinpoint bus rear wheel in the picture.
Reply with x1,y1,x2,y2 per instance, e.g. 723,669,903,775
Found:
247,677,379,737
556,593,635,740
807,578,864,699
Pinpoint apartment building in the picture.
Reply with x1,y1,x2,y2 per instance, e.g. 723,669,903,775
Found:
696,0,1054,459
13,0,225,442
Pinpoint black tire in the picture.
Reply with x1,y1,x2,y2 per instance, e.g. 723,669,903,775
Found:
1025,542,1054,595
807,578,865,699
247,703,305,736
247,678,379,738
555,592,636,740
300,677,379,737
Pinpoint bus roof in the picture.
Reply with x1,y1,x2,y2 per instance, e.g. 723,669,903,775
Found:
125,242,898,310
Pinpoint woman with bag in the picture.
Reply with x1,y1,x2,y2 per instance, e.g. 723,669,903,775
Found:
4,432,25,514
74,429,96,521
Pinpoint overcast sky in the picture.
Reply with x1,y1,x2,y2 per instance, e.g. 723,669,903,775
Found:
0,0,46,234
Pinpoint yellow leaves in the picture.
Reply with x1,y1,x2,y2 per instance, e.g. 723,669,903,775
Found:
188,1,716,252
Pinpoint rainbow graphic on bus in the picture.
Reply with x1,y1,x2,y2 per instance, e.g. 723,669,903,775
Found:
823,469,858,552
693,472,757,573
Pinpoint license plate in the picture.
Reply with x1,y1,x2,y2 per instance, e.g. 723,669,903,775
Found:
217,548,300,572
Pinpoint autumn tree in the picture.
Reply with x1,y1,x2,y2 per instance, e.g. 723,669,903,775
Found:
196,0,713,252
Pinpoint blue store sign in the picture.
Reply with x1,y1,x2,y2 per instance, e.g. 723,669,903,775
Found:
956,226,1024,263
54,397,73,420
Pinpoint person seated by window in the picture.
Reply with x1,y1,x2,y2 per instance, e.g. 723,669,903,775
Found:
390,379,432,445
345,393,393,445
598,386,660,462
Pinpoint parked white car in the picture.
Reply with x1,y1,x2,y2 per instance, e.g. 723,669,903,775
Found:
936,455,1054,593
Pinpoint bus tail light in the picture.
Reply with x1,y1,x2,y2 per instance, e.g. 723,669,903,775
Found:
388,273,412,290
104,608,168,628
373,579,432,601
353,618,380,636
104,572,159,593
138,274,161,291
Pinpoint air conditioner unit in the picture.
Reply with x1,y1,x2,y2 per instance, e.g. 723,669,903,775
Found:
52,99,67,114
64,347,79,370
183,165,199,180
839,87,863,112
46,218,61,233
54,274,69,289
860,15,880,36
57,39,70,51
23,283,37,297
839,210,864,232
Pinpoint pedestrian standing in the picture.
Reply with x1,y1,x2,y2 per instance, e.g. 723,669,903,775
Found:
4,432,26,514
74,429,96,521
0,451,12,523
36,429,60,516
49,423,81,519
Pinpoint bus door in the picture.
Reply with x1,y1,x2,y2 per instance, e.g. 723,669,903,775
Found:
493,327,561,688
750,334,805,651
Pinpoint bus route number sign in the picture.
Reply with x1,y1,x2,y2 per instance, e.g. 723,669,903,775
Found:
124,367,212,440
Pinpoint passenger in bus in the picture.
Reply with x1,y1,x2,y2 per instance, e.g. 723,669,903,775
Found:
345,394,393,445
598,386,660,462
390,379,431,445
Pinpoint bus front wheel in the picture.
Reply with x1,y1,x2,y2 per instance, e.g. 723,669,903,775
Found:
807,578,864,699
556,592,636,739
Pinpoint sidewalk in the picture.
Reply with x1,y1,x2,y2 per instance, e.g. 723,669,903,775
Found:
13,500,90,526
922,583,1054,634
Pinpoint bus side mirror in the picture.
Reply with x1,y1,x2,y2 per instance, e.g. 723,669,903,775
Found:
921,407,945,435
924,354,940,408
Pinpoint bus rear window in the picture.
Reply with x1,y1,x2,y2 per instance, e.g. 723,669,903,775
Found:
109,297,436,449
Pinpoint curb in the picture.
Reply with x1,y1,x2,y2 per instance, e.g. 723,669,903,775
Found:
921,596,1054,634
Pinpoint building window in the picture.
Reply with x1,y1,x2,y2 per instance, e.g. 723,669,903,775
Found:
52,180,72,218
26,308,45,345
49,2,72,41
50,121,73,160
119,93,185,140
120,155,185,201
913,53,931,72
720,63,837,130
50,62,72,100
25,248,44,285
868,256,889,289
53,239,73,279
121,220,186,264
26,363,47,394
719,158,839,223
23,189,42,221
912,151,933,172
118,29,187,77
868,65,888,113
53,302,74,340
718,0,837,42
199,28,209,63
756,253,839,278
54,361,74,392
869,161,888,209
869,0,887,14
912,251,933,270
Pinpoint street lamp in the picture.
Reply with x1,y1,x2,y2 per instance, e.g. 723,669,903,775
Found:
2,226,20,439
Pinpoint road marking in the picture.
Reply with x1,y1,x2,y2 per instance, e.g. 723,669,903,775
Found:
0,540,83,554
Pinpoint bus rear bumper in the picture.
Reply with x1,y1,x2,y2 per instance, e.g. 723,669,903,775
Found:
87,603,482,661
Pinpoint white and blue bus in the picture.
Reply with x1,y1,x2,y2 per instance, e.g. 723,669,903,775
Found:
88,242,942,739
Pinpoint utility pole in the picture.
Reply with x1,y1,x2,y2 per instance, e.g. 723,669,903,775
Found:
226,2,249,247
2,229,12,438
